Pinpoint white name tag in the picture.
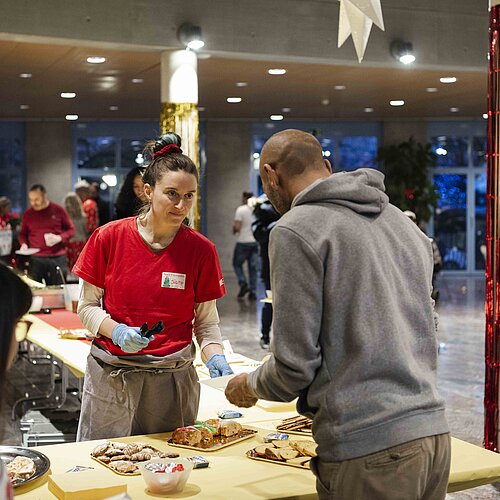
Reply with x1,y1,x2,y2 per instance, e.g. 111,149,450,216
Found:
161,272,186,289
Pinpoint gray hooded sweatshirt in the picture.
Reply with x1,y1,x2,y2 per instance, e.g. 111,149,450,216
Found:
247,168,448,462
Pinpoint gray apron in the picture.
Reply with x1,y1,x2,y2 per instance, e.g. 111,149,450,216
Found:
76,342,200,442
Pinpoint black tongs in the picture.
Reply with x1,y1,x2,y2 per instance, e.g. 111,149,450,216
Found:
139,321,164,338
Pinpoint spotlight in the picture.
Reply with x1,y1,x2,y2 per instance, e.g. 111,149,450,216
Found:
178,23,205,50
390,40,415,65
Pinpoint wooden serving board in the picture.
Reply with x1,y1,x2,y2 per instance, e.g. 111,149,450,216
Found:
277,428,313,436
245,450,311,470
168,428,257,452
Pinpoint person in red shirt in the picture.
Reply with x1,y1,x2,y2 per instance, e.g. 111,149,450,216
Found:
0,264,33,498
74,180,99,235
18,185,74,285
73,132,233,441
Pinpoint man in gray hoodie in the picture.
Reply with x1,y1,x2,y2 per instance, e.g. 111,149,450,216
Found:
225,129,450,499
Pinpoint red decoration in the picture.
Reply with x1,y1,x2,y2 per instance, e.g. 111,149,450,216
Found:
404,187,415,200
485,3,500,453
152,144,183,159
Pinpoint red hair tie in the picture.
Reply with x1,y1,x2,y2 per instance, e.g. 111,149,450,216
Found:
152,144,183,159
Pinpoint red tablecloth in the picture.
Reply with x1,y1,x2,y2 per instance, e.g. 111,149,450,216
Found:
33,308,84,329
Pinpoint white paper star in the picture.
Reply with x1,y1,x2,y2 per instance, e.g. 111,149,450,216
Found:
338,0,385,63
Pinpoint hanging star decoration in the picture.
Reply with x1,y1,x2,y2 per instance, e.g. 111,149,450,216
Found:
338,0,385,63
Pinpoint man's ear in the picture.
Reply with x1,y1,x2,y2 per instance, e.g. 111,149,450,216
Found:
263,163,280,189
324,159,333,174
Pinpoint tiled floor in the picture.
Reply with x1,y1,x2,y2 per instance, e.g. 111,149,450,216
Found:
1,273,499,497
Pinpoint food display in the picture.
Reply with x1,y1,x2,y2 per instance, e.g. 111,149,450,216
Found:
58,328,93,340
0,446,51,487
139,458,193,495
168,418,257,451
246,438,317,469
276,415,313,435
6,456,36,483
90,441,179,475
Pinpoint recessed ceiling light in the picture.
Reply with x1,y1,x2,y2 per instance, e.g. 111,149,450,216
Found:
131,78,144,84
334,85,346,90
253,153,260,159
282,107,291,113
60,92,76,99
65,114,79,121
198,106,206,111
109,106,119,111
440,77,457,84
270,114,284,121
450,107,460,113
268,68,287,75
227,97,242,103
19,104,29,110
321,99,330,106
236,82,248,87
364,107,374,113
483,113,488,119
390,100,405,106
426,87,438,92
87,56,106,64
19,73,32,78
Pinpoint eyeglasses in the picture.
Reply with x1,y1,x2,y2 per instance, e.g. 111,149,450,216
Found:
15,320,33,342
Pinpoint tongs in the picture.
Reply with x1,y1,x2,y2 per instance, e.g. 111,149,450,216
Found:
139,320,164,338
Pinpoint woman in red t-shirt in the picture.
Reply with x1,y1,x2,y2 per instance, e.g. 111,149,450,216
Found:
73,132,233,441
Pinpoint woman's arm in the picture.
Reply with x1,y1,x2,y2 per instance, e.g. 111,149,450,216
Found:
77,280,116,338
193,300,224,361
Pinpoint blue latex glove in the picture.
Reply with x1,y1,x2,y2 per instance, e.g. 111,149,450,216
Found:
111,323,153,353
206,354,234,378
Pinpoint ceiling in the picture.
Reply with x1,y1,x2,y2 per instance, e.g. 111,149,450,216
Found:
0,40,487,122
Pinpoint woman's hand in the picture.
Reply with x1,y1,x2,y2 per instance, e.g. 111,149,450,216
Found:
206,354,233,378
111,323,152,353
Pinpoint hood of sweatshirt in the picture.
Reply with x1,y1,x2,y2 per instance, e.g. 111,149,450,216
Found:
291,168,389,215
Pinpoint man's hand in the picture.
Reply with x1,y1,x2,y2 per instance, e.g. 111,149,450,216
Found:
44,233,62,247
225,373,258,408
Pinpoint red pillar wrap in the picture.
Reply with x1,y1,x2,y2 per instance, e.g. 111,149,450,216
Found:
485,4,500,452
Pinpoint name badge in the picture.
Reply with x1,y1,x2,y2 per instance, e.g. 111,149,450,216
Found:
161,272,186,290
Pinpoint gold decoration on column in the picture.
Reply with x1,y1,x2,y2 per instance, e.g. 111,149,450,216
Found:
160,102,200,231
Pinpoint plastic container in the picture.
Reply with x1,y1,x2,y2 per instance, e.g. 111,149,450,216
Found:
138,458,193,494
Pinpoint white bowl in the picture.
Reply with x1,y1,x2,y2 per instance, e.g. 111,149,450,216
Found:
138,458,193,494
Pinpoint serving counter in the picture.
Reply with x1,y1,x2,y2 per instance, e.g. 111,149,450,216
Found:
12,311,500,497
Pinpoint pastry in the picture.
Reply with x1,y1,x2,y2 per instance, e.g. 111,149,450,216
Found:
218,420,242,437
109,460,138,474
6,456,36,482
171,426,202,446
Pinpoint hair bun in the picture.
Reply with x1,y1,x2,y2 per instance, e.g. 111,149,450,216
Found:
154,132,182,152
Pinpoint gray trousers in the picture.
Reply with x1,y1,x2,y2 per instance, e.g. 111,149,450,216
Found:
311,433,451,500
77,347,200,441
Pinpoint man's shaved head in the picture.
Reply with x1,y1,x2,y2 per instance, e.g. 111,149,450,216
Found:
261,129,324,177
259,129,331,215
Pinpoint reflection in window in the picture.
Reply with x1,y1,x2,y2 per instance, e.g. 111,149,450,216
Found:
121,139,147,170
473,136,486,167
475,172,486,270
431,136,469,167
339,136,377,171
0,138,23,171
433,174,467,270
77,137,115,169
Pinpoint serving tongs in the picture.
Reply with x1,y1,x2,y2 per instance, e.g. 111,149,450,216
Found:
139,320,164,338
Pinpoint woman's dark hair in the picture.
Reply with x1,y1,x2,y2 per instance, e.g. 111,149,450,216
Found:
0,265,32,392
114,166,145,219
142,132,199,187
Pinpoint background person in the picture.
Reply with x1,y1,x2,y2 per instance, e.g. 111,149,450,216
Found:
74,179,99,235
63,192,88,280
73,132,233,441
232,191,258,300
226,129,450,500
251,194,280,349
114,166,147,220
89,181,110,226
19,184,74,285
0,264,32,498
0,197,19,265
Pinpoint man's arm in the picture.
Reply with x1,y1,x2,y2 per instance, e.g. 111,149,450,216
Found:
246,225,324,401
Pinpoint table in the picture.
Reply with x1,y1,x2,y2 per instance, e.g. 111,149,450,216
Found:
14,312,500,496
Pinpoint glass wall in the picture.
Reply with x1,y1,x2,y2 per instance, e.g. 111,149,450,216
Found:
0,123,25,214
428,121,487,273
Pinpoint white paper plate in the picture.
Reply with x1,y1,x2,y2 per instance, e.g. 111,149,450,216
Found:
15,248,40,256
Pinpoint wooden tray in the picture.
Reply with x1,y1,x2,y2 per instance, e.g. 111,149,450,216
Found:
91,444,178,476
246,449,311,470
168,428,257,452
277,427,313,436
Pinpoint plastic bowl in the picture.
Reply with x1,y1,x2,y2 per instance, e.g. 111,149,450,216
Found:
138,458,193,494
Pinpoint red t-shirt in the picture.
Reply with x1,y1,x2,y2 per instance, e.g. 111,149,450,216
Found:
18,203,74,257
82,198,98,234
73,218,226,356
